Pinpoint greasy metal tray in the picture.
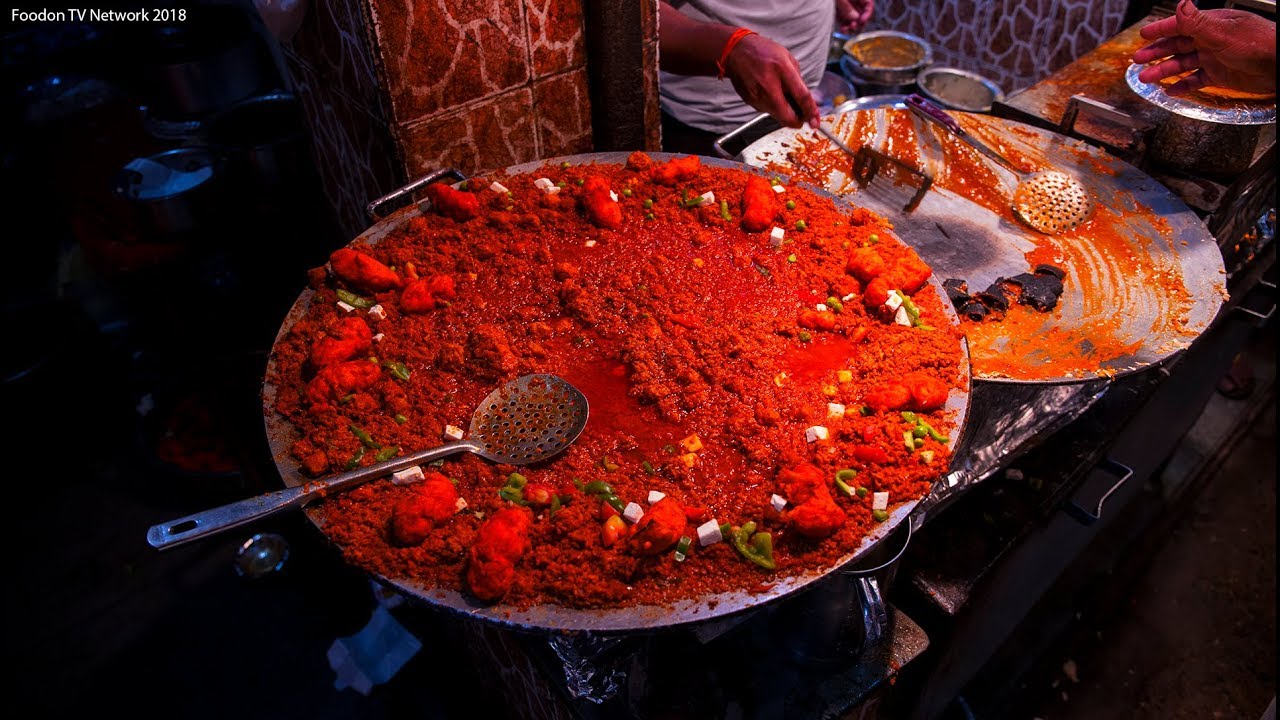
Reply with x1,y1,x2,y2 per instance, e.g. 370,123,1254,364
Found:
736,108,1227,383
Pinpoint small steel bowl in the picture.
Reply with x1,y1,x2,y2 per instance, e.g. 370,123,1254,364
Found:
916,66,1004,113
841,30,932,87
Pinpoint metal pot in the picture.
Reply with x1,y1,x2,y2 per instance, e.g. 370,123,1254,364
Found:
112,147,222,240
840,30,932,91
916,66,1004,113
1150,113,1275,179
209,92,307,190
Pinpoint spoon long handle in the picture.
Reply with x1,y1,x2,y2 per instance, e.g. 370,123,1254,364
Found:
905,93,1022,176
146,440,483,551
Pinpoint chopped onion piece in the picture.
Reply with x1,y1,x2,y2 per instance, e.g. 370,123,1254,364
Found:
770,494,787,512
391,466,424,485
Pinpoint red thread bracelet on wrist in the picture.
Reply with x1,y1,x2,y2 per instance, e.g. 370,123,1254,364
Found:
716,27,757,80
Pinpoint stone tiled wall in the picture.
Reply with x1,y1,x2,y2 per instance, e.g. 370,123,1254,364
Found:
868,0,1131,96
282,0,598,238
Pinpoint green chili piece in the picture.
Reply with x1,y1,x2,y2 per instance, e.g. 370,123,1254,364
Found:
872,509,889,522
349,424,380,449
506,472,528,489
920,420,949,443
901,411,918,423
731,522,777,570
860,405,875,416
383,360,411,381
344,447,365,470
375,446,399,462
499,485,525,504
719,199,731,221
675,536,692,556
719,522,732,537
601,456,620,472
603,494,626,512
903,430,916,453
336,289,374,309
576,178,585,186
855,486,870,498
583,480,613,496
394,413,408,425
641,460,655,475
835,468,858,483
572,478,585,491
549,495,562,515
835,477,857,497
339,394,355,405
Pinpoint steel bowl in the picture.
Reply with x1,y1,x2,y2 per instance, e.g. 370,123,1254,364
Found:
916,66,1004,113
840,30,932,87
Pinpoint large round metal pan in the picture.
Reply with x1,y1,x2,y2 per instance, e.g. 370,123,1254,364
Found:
262,152,971,635
738,109,1226,384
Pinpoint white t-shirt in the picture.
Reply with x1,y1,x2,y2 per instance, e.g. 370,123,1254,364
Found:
659,0,835,133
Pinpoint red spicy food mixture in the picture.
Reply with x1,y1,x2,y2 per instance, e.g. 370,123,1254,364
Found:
266,153,965,610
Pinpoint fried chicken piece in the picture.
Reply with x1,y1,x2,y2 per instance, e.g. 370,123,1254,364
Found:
625,151,653,172
400,274,456,313
424,182,480,222
863,381,912,413
389,472,460,546
652,155,701,186
310,316,372,369
778,463,845,540
305,360,382,406
846,246,887,282
329,248,400,292
862,277,891,307
905,372,949,411
628,497,686,556
740,174,779,232
581,175,623,229
882,250,932,295
465,507,534,602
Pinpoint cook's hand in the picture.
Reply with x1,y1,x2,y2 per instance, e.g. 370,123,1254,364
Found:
722,33,821,129
1132,0,1277,97
836,0,874,35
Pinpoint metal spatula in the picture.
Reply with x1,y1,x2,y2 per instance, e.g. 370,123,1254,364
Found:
906,94,1094,234
147,373,589,551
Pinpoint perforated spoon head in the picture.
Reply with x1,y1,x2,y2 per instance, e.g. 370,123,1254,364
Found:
468,374,590,465
1012,170,1095,235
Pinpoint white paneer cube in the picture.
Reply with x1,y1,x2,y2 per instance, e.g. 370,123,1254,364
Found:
546,185,561,195
336,301,356,313
367,304,386,321
770,226,786,247
771,184,786,193
884,292,904,311
391,466,424,486
533,177,554,190
489,181,509,194
585,239,597,248
827,402,846,419
699,191,715,205
697,519,724,546
443,424,465,441
770,494,787,512
647,490,666,504
842,292,856,302
805,425,830,443
372,333,385,343
894,305,912,326
816,303,829,312
610,190,619,202
623,502,644,523
455,497,468,512
872,491,889,511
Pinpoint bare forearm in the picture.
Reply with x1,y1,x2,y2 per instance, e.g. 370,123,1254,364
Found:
658,1,738,76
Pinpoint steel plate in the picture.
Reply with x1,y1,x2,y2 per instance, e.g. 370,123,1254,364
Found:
262,151,971,635
1125,63,1277,125
738,108,1227,384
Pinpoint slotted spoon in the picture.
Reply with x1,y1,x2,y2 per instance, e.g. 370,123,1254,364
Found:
147,373,589,551
906,93,1094,234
